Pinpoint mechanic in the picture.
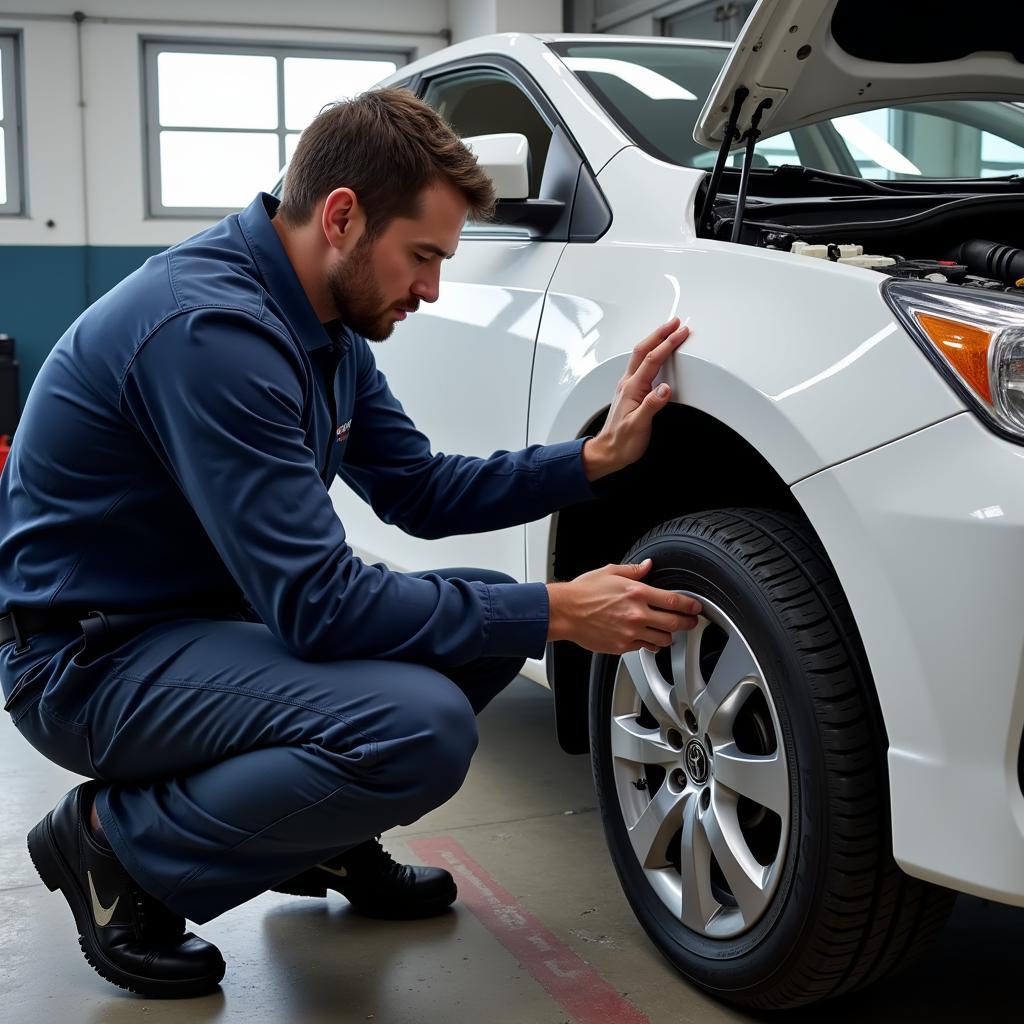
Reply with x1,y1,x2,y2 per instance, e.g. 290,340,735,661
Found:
0,87,697,999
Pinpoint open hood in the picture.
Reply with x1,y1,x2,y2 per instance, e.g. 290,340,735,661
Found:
694,0,1024,150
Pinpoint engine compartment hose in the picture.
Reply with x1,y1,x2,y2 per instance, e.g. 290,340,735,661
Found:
948,239,1024,285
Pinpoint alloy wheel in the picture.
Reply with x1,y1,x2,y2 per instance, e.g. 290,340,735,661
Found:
609,594,790,939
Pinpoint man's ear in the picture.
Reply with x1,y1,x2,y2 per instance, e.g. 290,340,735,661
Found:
321,188,364,252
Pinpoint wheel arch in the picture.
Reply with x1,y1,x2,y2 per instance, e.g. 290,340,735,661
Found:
547,401,843,755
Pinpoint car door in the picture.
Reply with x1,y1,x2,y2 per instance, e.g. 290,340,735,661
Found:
330,63,569,579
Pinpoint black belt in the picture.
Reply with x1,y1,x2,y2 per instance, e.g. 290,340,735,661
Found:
0,604,249,653
0,606,87,651
2,604,250,714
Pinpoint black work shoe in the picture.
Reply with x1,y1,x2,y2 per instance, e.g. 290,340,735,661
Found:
27,781,225,998
272,836,457,920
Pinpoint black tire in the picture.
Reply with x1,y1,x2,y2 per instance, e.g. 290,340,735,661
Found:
589,508,955,1010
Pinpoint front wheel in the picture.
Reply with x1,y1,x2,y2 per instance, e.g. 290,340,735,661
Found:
589,509,954,1010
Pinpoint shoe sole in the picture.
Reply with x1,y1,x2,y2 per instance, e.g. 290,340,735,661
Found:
27,813,225,998
273,879,458,920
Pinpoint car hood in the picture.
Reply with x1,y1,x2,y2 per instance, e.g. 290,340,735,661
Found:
694,0,1024,149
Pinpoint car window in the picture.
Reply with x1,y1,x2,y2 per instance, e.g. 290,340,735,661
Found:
549,41,1024,181
421,69,552,198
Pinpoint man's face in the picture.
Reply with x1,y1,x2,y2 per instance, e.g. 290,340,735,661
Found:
327,179,467,341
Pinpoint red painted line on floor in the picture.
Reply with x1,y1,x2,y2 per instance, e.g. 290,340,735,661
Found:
408,835,651,1024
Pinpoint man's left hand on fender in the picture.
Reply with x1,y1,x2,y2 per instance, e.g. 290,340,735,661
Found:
582,316,690,483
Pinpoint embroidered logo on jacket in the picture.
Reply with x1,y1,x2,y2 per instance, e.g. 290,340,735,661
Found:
335,419,352,443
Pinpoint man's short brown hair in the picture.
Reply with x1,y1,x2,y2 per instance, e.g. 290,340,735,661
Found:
277,87,496,235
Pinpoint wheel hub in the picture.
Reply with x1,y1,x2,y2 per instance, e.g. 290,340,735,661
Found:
684,739,709,784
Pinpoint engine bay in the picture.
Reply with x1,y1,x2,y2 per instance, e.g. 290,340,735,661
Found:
698,166,1024,293
768,235,1024,292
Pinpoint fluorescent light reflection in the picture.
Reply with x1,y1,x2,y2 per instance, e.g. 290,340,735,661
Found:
562,57,697,101
833,115,922,176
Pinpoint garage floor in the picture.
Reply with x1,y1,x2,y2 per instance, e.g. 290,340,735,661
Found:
2,675,1021,1024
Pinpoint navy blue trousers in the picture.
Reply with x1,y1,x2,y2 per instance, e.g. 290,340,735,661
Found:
3,568,526,924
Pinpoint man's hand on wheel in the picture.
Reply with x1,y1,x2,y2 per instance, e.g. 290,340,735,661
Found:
581,316,689,483
546,559,702,654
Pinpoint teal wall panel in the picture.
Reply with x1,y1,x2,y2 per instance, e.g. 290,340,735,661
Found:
0,244,165,414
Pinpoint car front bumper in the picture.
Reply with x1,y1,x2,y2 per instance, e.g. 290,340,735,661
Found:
793,411,1024,905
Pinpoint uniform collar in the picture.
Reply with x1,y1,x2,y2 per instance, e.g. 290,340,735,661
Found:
239,192,343,353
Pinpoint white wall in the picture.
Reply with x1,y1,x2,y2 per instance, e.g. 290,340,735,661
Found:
448,0,562,44
0,1,450,247
19,0,449,32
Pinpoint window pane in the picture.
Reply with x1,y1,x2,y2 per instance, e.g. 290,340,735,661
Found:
283,57,396,130
158,52,278,129
832,111,919,179
981,131,1024,173
160,131,280,208
0,47,4,120
286,132,301,162
0,127,6,204
422,71,553,197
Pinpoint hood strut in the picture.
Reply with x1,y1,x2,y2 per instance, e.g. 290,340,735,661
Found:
730,97,773,242
698,86,747,235
698,88,772,240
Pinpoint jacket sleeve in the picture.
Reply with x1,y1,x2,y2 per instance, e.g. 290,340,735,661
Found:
119,308,550,665
337,334,597,539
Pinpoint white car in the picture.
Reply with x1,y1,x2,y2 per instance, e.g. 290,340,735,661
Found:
320,0,1024,1009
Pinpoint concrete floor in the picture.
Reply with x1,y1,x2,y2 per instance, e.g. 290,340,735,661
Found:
2,676,1022,1024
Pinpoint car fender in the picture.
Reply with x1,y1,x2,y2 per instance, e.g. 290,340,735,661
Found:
528,146,964,491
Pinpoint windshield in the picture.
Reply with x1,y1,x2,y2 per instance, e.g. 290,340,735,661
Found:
548,41,1024,180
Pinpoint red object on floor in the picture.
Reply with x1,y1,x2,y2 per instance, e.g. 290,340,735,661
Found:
409,835,652,1024
0,435,9,473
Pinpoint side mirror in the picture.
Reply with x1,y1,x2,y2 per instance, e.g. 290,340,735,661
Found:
463,131,568,233
463,132,530,200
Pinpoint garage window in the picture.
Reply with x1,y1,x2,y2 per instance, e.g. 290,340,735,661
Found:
143,41,404,218
0,32,24,215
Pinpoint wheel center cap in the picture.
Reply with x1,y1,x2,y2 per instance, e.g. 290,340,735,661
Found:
684,739,709,785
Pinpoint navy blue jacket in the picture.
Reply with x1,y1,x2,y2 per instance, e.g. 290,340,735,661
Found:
0,193,597,665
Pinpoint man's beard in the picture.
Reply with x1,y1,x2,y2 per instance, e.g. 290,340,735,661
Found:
326,235,397,342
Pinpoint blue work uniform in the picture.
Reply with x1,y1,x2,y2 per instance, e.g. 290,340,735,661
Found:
0,193,598,923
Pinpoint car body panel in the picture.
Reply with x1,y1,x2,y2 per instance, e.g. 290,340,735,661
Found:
793,411,1024,903
695,0,1024,148
525,143,964,487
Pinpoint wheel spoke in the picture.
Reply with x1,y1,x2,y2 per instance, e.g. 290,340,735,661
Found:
679,792,718,932
610,715,679,767
702,793,772,926
671,617,707,714
620,650,683,731
694,630,759,736
713,741,789,816
627,777,687,869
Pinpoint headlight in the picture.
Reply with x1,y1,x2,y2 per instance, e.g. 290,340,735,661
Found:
883,278,1024,442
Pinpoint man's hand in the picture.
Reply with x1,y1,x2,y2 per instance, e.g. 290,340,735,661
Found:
546,559,702,654
582,317,689,482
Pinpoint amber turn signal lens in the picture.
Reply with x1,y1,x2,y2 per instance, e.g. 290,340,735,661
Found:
914,313,993,403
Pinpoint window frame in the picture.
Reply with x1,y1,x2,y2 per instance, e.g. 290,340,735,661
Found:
414,55,593,242
142,38,410,219
421,65,557,202
0,31,25,216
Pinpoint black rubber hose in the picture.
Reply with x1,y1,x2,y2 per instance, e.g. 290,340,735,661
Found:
947,239,1024,285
